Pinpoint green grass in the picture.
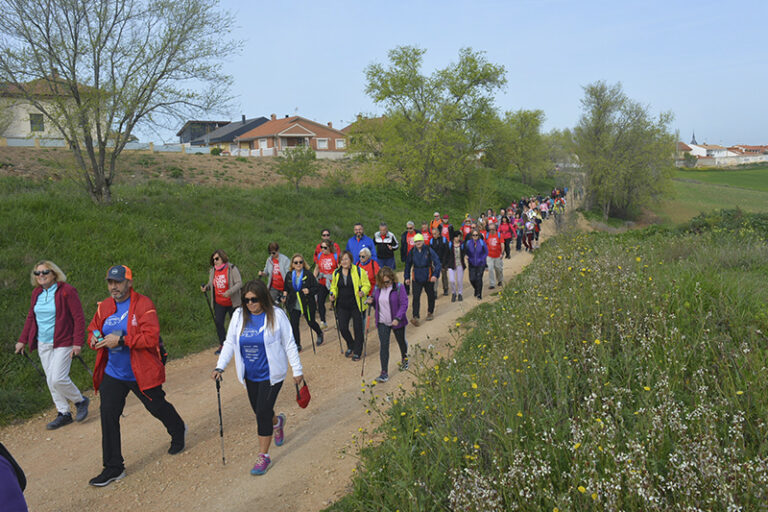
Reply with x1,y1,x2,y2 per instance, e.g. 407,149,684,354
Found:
675,166,768,192
0,176,544,425
327,211,768,511
657,176,768,224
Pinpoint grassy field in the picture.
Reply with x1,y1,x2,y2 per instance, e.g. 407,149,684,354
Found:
0,174,549,425
328,210,768,511
655,167,768,224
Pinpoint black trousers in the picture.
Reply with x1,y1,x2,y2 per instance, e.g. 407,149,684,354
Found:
316,287,330,323
289,308,323,349
214,303,234,344
99,373,185,471
337,305,364,356
377,324,408,374
468,265,485,298
504,238,511,258
411,280,435,318
245,379,283,437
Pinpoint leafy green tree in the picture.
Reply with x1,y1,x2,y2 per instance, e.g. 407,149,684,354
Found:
484,109,547,185
349,46,506,199
0,0,237,204
274,145,318,193
683,152,697,168
574,81,675,219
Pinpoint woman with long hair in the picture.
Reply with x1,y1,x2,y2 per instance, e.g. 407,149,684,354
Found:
369,266,409,383
212,280,304,476
201,249,242,354
329,251,370,361
16,260,89,429
283,253,324,351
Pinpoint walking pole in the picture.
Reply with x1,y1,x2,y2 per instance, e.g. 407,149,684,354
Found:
21,350,45,379
202,286,220,340
361,307,370,378
332,302,343,355
74,354,93,377
215,379,226,465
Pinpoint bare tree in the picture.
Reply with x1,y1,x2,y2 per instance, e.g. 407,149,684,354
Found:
0,0,238,203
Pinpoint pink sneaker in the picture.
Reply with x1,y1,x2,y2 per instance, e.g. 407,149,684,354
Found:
273,413,286,446
250,453,271,475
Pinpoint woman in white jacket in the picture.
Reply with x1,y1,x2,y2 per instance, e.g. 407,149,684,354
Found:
211,279,304,476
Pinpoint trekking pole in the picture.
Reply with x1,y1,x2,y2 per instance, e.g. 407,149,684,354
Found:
215,379,226,465
361,307,370,378
21,349,45,379
202,286,220,340
74,354,93,377
332,302,343,355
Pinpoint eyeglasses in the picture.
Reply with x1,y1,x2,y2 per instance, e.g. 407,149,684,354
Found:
269,251,277,255
471,234,479,237
34,270,52,276
383,280,392,285
213,256,221,261
293,260,303,265
407,227,413,231
322,233,330,237
321,245,329,250
243,297,260,304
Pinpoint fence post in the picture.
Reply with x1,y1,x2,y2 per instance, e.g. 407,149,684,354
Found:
149,142,154,153
34,137,41,149
181,144,186,154
0,137,6,147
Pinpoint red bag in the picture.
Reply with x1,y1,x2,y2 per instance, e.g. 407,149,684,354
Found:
295,379,310,408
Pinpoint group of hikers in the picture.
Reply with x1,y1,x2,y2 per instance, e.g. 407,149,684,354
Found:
7,188,567,501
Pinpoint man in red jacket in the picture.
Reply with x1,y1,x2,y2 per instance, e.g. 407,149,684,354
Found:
87,265,185,487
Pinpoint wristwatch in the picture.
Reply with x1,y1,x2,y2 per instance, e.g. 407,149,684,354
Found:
118,335,125,347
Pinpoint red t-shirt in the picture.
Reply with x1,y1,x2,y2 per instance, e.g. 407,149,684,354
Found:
461,224,472,237
314,242,341,263
405,231,417,253
421,230,432,245
213,266,232,306
441,224,451,239
271,258,284,291
316,253,338,286
487,233,503,258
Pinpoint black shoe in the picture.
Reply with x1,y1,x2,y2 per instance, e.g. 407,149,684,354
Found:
345,349,353,358
351,354,361,361
168,424,187,455
75,396,89,422
489,286,495,290
46,412,73,430
214,344,223,355
458,294,463,302
451,293,456,302
89,467,126,487
443,291,449,296
316,333,324,346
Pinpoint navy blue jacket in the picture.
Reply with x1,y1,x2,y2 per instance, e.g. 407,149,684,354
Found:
404,246,442,283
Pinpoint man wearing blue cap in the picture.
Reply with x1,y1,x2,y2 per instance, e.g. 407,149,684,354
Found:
86,265,186,487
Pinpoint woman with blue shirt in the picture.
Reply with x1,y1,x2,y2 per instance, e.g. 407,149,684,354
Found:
212,279,304,476
16,261,89,430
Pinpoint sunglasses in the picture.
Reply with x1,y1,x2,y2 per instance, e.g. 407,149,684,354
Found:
269,251,277,255
34,269,52,276
472,234,480,237
383,279,392,285
243,297,260,304
213,256,221,261
321,245,329,249
322,233,330,237
293,260,303,264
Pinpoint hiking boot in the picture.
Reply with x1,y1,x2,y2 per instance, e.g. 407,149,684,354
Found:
89,467,126,487
168,424,187,455
426,313,434,321
443,291,449,296
412,317,420,327
451,293,456,302
316,333,324,346
273,413,286,446
375,372,389,383
214,344,223,355
75,396,89,422
345,349,353,358
250,453,272,475
46,412,73,430
399,358,409,371
458,294,463,302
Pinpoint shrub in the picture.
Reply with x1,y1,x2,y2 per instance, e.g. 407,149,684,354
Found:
210,147,222,156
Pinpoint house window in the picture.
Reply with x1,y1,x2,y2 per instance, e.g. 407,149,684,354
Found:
335,138,346,149
30,113,44,132
316,138,328,150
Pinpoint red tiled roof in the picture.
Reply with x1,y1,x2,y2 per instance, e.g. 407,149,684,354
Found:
236,116,345,141
677,142,692,152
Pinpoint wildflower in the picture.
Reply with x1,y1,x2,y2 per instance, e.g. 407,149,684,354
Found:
636,257,642,262
420,451,426,456
737,390,744,395
471,382,478,389
444,436,450,442
517,411,523,417
503,355,509,360
644,386,651,391
573,442,581,450
578,486,586,493
400,412,406,416
591,493,597,500
594,339,601,345
455,322,461,327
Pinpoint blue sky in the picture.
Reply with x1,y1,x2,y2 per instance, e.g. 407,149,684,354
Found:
166,0,767,145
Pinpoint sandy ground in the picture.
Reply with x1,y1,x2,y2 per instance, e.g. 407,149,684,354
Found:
2,215,575,512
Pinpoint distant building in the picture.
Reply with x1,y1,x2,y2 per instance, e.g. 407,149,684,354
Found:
176,120,230,144
234,114,347,155
0,78,71,140
189,115,269,152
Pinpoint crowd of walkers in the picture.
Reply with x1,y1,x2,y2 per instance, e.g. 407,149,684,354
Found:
10,188,567,498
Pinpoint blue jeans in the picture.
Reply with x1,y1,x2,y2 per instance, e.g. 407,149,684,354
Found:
378,257,396,270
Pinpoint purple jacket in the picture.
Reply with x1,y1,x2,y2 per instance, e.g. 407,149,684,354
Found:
373,283,409,329
18,282,85,351
464,238,488,267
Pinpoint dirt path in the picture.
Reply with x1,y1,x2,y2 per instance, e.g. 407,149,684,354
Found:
4,220,565,512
